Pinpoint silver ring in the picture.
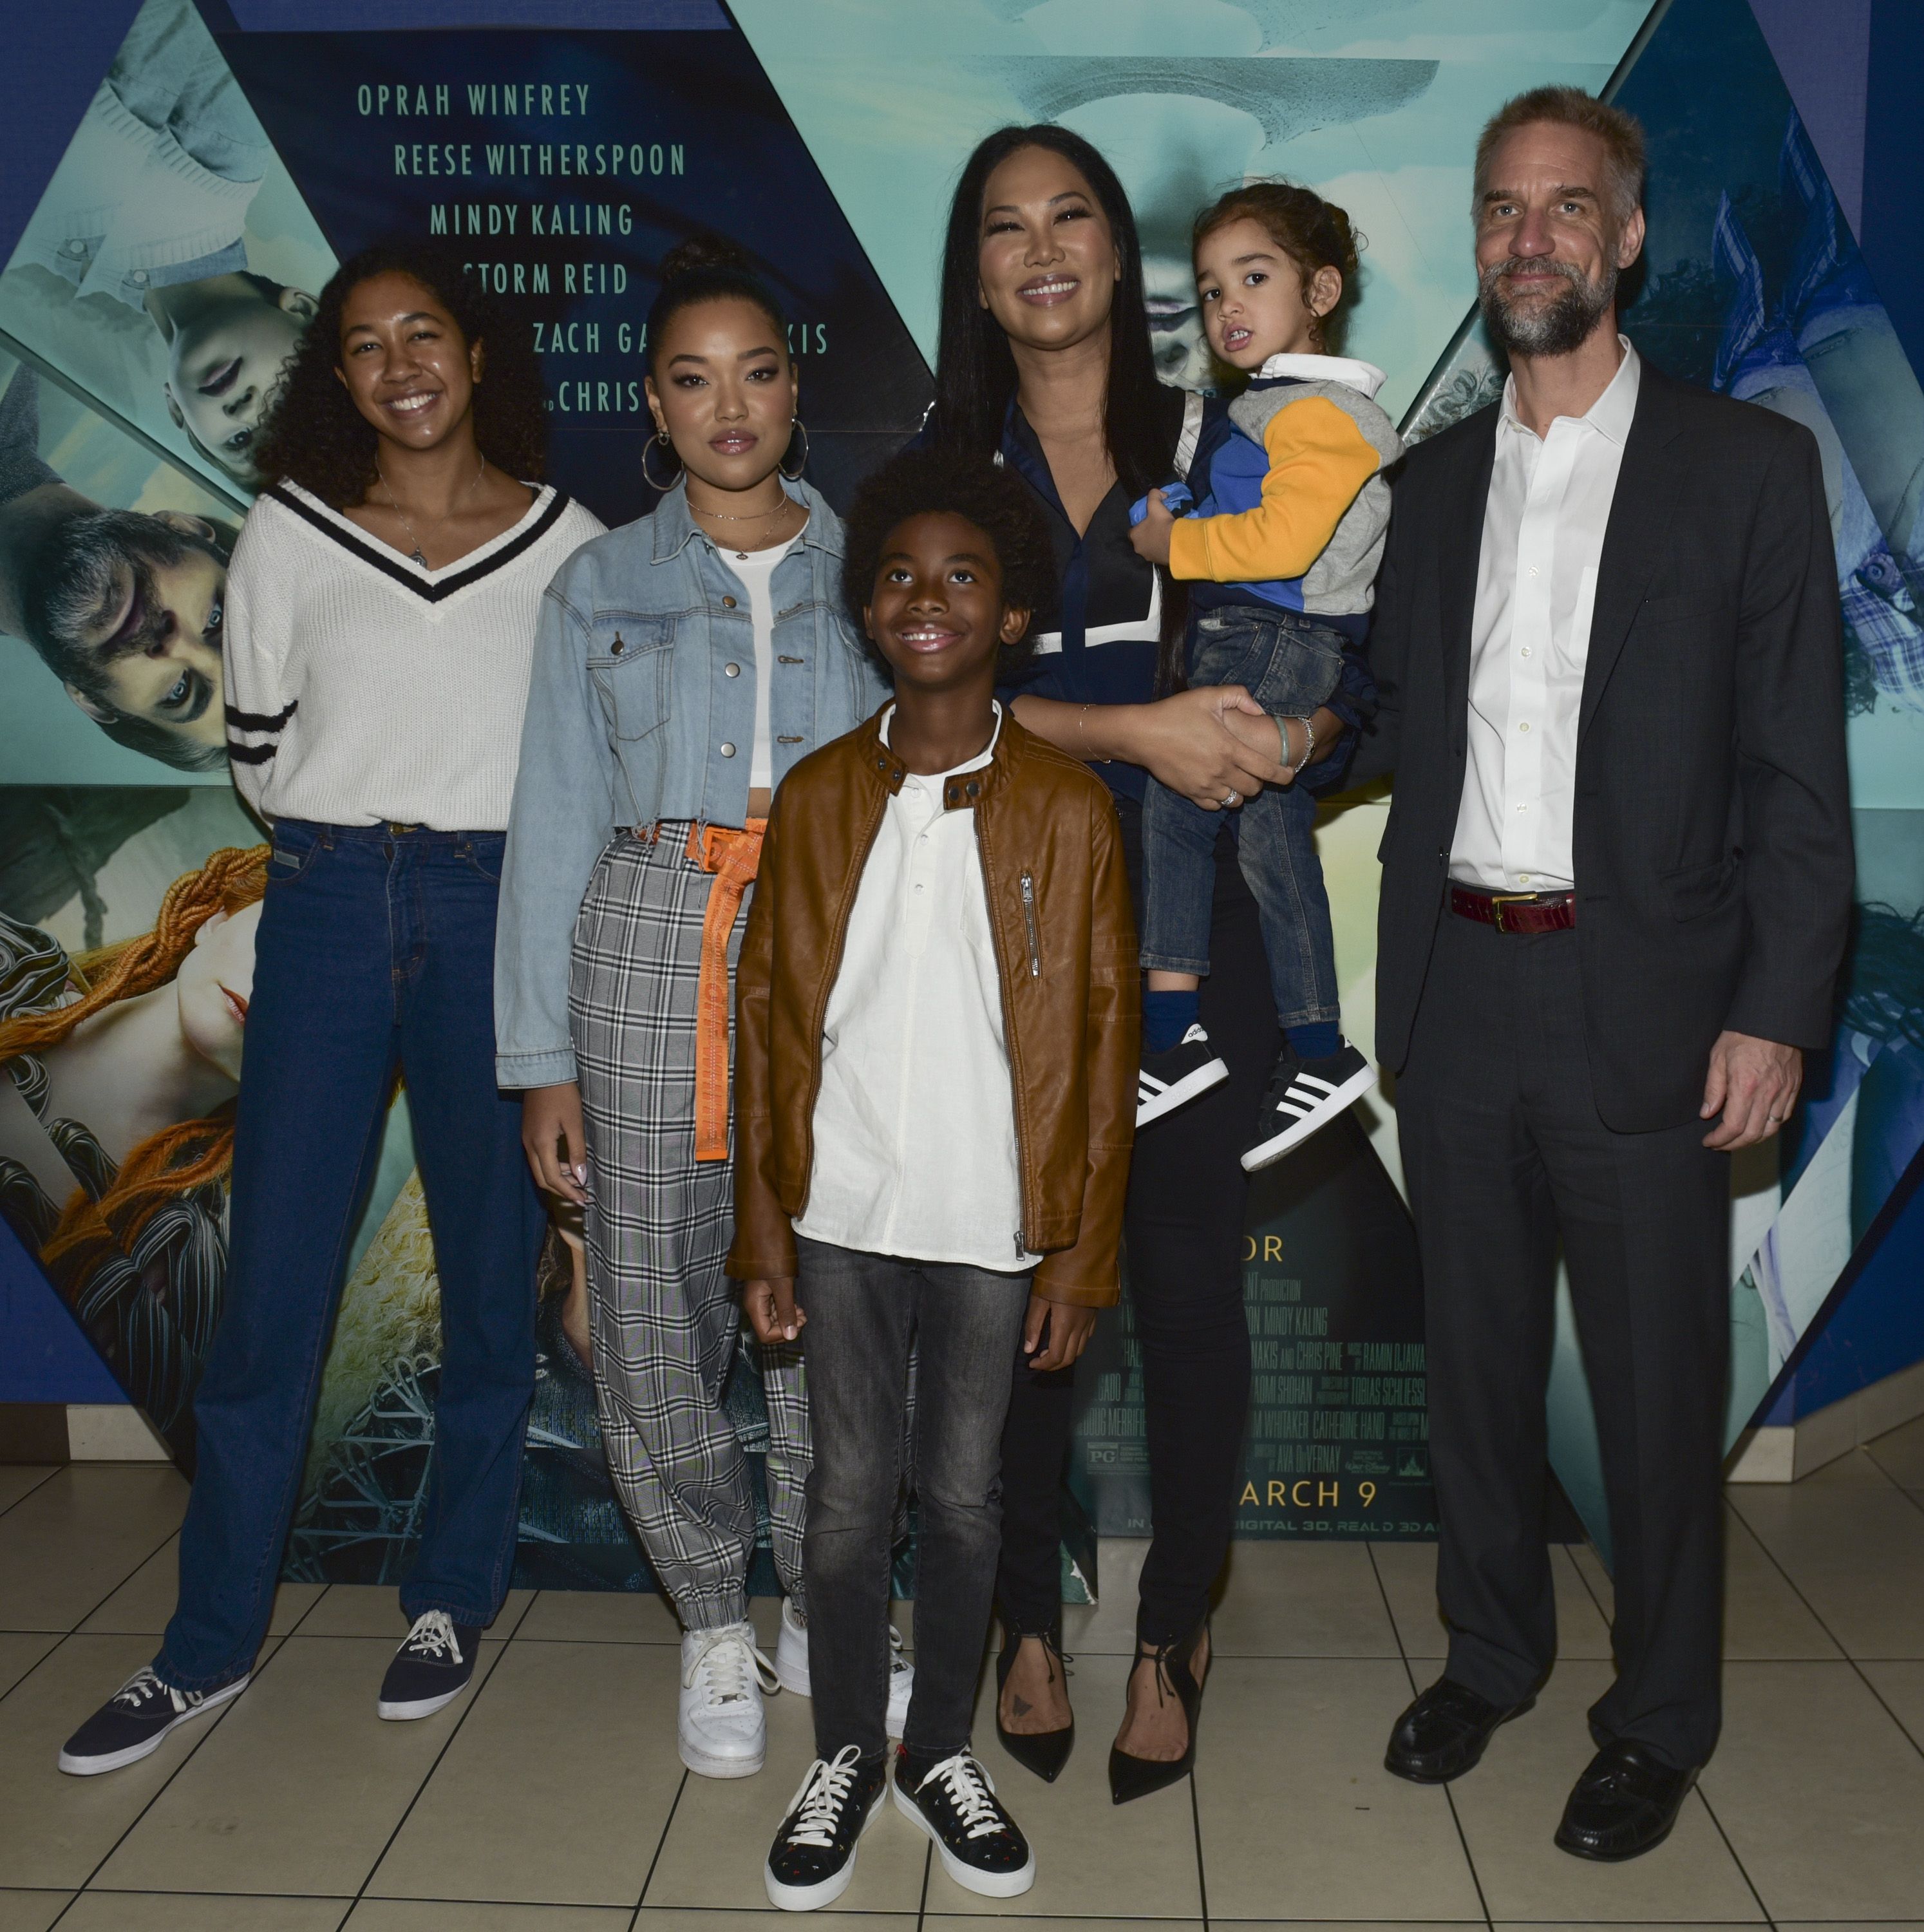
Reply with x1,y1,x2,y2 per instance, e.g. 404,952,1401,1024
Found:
1223,788,1241,807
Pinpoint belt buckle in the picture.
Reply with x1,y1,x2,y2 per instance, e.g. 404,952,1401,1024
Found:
1487,891,1534,935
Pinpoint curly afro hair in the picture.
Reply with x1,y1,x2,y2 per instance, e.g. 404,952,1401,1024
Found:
250,240,547,509
840,446,1055,674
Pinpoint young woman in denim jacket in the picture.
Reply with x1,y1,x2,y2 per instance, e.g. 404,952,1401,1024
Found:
495,238,891,1782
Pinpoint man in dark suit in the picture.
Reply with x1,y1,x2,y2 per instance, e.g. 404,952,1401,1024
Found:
1356,86,1852,1861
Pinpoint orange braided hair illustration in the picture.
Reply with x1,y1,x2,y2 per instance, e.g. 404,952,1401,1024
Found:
0,845,269,1278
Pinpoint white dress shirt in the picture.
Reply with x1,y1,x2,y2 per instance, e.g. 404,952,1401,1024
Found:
795,703,1039,1273
1450,339,1641,892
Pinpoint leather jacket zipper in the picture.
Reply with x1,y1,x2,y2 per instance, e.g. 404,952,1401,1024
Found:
976,813,1035,1255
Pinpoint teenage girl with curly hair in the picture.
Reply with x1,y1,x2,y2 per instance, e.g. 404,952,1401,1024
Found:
58,240,604,1779
0,845,266,1450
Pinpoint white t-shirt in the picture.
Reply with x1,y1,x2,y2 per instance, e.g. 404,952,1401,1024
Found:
795,704,1038,1273
719,533,800,791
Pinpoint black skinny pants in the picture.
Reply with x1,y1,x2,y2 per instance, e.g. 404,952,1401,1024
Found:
996,798,1276,1645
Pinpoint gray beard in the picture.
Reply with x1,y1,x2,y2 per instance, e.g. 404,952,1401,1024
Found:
1479,257,1617,358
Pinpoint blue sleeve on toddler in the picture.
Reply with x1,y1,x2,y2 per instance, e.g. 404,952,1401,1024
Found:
1127,479,1193,526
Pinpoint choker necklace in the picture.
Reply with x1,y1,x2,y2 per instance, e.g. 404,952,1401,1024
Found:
377,456,485,568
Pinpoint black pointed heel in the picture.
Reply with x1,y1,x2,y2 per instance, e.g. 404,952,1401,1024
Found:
1108,1620,1207,1806
994,1622,1075,1783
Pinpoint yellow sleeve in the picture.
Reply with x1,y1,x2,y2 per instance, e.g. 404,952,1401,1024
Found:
1167,395,1381,585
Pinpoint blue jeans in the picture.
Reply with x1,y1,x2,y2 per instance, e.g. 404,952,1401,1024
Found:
796,1236,1030,1766
158,822,543,1692
1141,605,1344,1032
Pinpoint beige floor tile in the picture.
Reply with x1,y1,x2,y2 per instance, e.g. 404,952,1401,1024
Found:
515,1587,682,1644
916,1651,1202,1917
93,1634,501,1897
0,1633,60,1700
0,1467,188,1633
1209,1540,1399,1657
1720,1508,1840,1660
648,1679,929,1913
1702,1660,1924,1919
0,1468,59,1517
1798,1446,1901,1486
1867,1413,1924,1487
296,1586,534,1640
1861,1660,1924,1749
1195,1657,1482,1921
1446,1661,1760,1922
369,1639,683,1906
1060,1537,1148,1657
1728,1478,1924,1658
1212,1924,1473,1931
0,1891,73,1932
78,1535,323,1638
929,1921,1198,1932
346,1904,632,1928
0,1633,266,1889
641,1917,914,1932
57,1893,348,1929
1368,1540,1612,1662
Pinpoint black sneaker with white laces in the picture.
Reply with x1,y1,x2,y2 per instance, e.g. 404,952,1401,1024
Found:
894,1748,1035,1897
1138,1024,1229,1127
58,1665,250,1776
1241,1040,1379,1171
378,1611,481,1720
765,1745,889,1910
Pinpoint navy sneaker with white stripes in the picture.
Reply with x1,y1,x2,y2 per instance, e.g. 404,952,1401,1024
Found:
1137,1024,1229,1127
765,1744,889,1909
1241,1041,1378,1171
377,1611,482,1720
894,1748,1035,1897
57,1665,250,1776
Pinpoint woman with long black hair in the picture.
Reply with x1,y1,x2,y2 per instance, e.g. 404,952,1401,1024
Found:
58,240,604,1777
929,126,1352,1803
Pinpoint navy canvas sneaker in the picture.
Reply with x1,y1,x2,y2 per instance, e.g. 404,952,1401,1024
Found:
58,1665,250,1776
1241,1039,1378,1171
1137,1023,1229,1127
765,1745,889,1909
378,1611,482,1719
894,1748,1035,1897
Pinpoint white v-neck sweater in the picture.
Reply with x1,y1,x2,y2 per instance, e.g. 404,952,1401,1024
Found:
222,479,605,830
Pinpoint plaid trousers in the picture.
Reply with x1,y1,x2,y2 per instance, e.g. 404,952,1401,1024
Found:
570,828,809,1629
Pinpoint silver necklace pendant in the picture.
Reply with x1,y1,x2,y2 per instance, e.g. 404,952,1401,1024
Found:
735,550,748,561
410,547,429,567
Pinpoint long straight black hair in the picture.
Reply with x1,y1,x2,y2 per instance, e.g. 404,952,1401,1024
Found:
929,124,1171,501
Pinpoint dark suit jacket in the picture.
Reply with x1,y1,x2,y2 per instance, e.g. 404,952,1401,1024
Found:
1354,360,1853,1133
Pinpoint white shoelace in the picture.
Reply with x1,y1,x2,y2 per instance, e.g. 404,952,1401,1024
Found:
918,1752,1005,1840
112,1666,188,1714
782,1743,865,1848
684,1625,778,1707
401,1611,462,1665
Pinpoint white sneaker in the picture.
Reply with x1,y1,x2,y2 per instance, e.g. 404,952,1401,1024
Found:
774,1597,915,1737
679,1622,778,1779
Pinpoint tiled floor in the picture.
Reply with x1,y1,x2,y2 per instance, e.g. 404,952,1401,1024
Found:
3,1420,1923,1930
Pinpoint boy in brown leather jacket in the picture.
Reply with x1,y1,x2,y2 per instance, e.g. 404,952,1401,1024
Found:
731,448,1137,1909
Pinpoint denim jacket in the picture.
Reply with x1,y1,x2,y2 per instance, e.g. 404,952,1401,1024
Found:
495,475,887,1088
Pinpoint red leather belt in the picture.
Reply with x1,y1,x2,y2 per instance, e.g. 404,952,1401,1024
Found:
1450,884,1576,935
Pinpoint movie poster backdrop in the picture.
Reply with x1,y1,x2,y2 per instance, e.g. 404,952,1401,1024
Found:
9,0,1912,1589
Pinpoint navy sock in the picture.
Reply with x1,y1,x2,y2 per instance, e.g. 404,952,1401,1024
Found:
1144,989,1201,1054
1286,1021,1341,1062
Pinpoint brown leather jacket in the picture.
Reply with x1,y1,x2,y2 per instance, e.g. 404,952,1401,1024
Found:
728,709,1138,1305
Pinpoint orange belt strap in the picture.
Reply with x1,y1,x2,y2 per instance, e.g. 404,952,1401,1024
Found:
686,818,766,1162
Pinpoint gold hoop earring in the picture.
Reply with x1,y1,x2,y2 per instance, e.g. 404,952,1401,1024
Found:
780,417,810,482
642,429,681,492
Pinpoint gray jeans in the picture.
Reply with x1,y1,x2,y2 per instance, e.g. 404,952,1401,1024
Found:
795,1236,1030,1764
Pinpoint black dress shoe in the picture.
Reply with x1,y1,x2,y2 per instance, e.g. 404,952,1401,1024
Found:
1554,1740,1699,1861
1384,1678,1534,1784
995,1622,1074,1783
1108,1619,1207,1806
